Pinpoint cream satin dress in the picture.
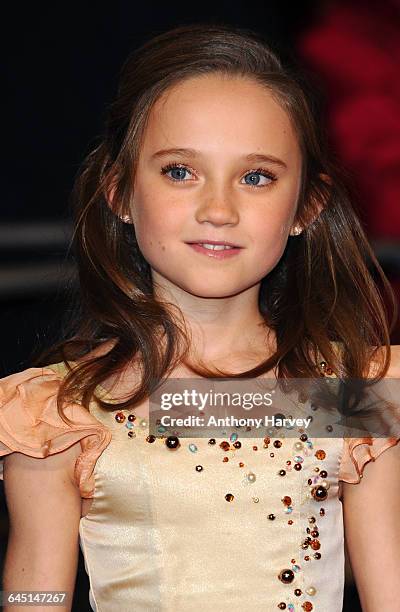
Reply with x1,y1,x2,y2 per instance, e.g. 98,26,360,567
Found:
0,361,398,612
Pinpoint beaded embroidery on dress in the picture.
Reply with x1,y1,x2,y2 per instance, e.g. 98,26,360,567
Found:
76,359,345,612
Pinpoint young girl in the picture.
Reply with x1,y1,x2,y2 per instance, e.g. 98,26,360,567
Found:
1,23,399,612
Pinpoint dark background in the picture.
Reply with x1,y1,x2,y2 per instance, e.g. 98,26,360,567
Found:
1,1,399,609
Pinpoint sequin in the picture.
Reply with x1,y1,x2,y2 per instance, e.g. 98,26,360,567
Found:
188,443,198,453
195,465,203,472
146,435,156,443
225,493,234,502
278,569,295,584
311,485,328,501
165,435,180,449
315,449,326,460
115,412,125,423
247,472,256,483
267,514,276,520
230,432,238,442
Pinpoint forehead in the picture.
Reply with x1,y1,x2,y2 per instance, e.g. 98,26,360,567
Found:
140,74,300,162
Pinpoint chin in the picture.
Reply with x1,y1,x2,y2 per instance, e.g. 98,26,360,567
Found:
179,280,250,299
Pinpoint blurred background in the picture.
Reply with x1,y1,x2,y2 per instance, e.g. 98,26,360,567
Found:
1,1,399,609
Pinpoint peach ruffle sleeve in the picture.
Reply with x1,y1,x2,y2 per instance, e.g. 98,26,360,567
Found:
339,436,400,483
0,366,112,498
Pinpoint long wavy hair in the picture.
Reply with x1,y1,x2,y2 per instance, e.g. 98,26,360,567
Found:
32,22,397,424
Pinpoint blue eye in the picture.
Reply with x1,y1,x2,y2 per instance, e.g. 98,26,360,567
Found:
161,163,194,182
160,162,277,188
242,169,276,188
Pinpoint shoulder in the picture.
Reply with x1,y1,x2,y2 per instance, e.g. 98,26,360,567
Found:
0,362,112,498
386,344,400,377
339,344,400,485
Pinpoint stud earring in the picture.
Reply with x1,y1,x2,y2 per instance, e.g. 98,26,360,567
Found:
292,226,302,236
121,214,132,224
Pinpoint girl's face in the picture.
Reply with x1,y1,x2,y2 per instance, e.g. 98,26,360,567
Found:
130,74,302,299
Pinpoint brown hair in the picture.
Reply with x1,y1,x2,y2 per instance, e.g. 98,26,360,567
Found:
32,22,398,423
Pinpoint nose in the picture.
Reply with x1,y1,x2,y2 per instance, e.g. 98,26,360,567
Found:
194,185,240,226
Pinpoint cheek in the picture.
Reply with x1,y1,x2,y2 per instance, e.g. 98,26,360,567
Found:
250,215,292,266
132,195,181,256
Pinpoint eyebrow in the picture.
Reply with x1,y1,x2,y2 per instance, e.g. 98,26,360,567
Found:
151,147,287,168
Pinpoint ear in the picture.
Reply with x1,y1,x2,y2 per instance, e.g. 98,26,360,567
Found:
104,172,134,225
289,173,332,236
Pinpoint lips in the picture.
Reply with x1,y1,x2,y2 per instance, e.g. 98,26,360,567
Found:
186,240,243,248
186,242,242,259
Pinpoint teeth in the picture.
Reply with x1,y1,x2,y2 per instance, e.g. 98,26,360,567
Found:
198,243,234,250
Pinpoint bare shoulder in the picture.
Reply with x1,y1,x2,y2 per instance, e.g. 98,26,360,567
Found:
75,337,143,397
377,344,400,377
363,344,400,378
387,345,400,377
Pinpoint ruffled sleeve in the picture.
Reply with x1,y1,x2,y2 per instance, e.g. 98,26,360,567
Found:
339,436,400,483
0,366,112,498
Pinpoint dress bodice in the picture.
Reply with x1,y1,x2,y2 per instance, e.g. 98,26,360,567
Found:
79,379,345,612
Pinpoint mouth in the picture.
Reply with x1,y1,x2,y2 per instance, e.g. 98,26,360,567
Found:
185,240,243,259
185,240,243,249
